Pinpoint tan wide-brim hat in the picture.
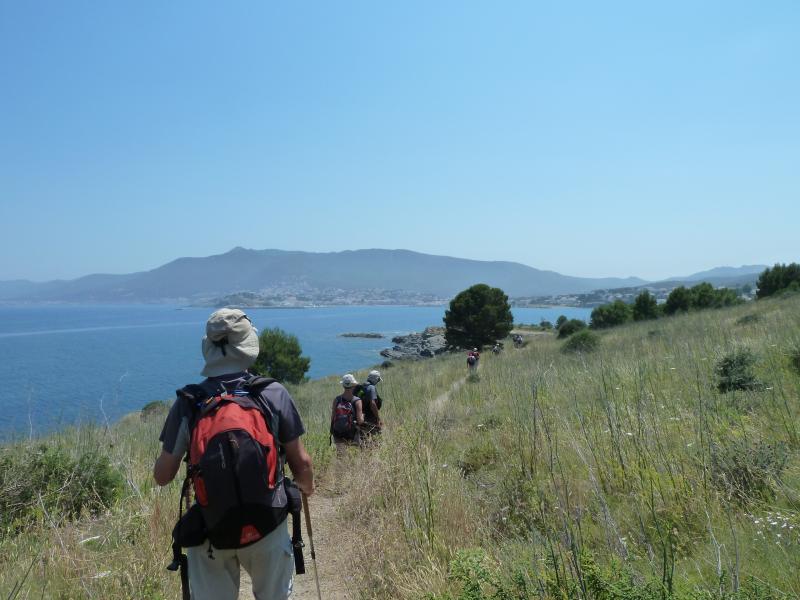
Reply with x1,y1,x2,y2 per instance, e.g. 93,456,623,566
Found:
201,308,260,377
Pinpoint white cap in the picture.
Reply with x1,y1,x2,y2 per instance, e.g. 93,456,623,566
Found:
367,370,382,384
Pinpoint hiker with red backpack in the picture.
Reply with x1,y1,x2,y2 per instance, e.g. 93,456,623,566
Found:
153,308,314,600
467,347,480,371
330,373,365,452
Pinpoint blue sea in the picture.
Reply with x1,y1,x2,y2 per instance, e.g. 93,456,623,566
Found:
0,304,590,438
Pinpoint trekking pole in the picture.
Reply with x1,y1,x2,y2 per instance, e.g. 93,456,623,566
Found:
302,493,323,600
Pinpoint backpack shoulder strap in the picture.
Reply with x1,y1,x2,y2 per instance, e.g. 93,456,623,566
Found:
243,376,278,395
240,377,282,454
176,381,225,428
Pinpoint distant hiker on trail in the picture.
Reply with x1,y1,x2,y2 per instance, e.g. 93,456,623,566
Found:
331,373,365,452
491,342,502,354
513,334,524,348
467,348,480,371
153,308,314,600
354,370,384,438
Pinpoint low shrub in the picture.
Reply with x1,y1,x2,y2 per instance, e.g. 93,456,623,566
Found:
557,319,587,338
0,444,124,536
789,344,800,376
715,348,760,393
590,300,632,329
458,439,498,477
710,437,787,502
735,314,762,326
562,330,600,354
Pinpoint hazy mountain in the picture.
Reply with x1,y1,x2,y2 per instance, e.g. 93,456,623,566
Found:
679,265,767,282
0,248,647,303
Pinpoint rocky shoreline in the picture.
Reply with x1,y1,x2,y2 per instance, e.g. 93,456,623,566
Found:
380,326,449,360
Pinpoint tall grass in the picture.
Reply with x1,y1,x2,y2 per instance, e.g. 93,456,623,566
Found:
1,296,798,598
341,296,800,599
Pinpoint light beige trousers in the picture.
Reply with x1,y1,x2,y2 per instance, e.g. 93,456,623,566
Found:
187,521,294,600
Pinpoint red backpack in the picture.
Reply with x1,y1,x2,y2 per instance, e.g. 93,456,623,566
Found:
181,376,287,549
331,395,357,439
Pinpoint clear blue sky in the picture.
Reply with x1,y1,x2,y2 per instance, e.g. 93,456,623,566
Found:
1,1,798,282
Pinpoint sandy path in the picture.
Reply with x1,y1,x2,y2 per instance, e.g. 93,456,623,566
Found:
239,492,351,600
240,373,467,599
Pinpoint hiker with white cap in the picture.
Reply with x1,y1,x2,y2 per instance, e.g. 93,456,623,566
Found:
330,373,365,453
153,308,314,600
354,370,384,438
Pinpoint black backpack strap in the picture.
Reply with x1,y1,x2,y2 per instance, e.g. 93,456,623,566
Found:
285,479,306,574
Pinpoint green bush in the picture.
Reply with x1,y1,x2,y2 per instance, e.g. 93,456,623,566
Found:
715,348,760,393
665,283,741,316
664,286,692,315
710,438,787,502
0,444,124,536
735,313,762,326
252,327,311,384
590,300,632,329
457,439,499,478
562,330,600,354
556,318,587,338
756,263,800,299
633,290,659,321
788,343,800,375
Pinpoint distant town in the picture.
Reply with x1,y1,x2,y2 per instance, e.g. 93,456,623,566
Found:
202,288,449,308
202,280,757,309
512,281,756,308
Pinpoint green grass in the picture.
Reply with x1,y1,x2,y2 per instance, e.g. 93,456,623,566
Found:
342,295,800,599
2,296,799,598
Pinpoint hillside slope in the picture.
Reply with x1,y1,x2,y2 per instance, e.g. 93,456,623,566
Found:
1,295,798,599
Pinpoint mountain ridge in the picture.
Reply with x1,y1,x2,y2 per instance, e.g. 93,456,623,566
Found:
0,248,766,304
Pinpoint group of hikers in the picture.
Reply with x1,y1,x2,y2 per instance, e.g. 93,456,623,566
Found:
152,308,388,599
330,370,384,452
151,307,519,599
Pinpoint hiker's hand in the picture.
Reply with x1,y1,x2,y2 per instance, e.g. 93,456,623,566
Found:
297,478,315,497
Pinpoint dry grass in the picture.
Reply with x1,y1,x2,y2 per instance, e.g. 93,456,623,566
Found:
2,296,799,598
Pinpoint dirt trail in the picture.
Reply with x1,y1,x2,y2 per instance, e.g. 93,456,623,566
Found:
239,492,350,600
240,373,467,599
430,374,467,415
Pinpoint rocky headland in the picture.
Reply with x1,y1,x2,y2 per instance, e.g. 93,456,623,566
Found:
380,326,449,360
